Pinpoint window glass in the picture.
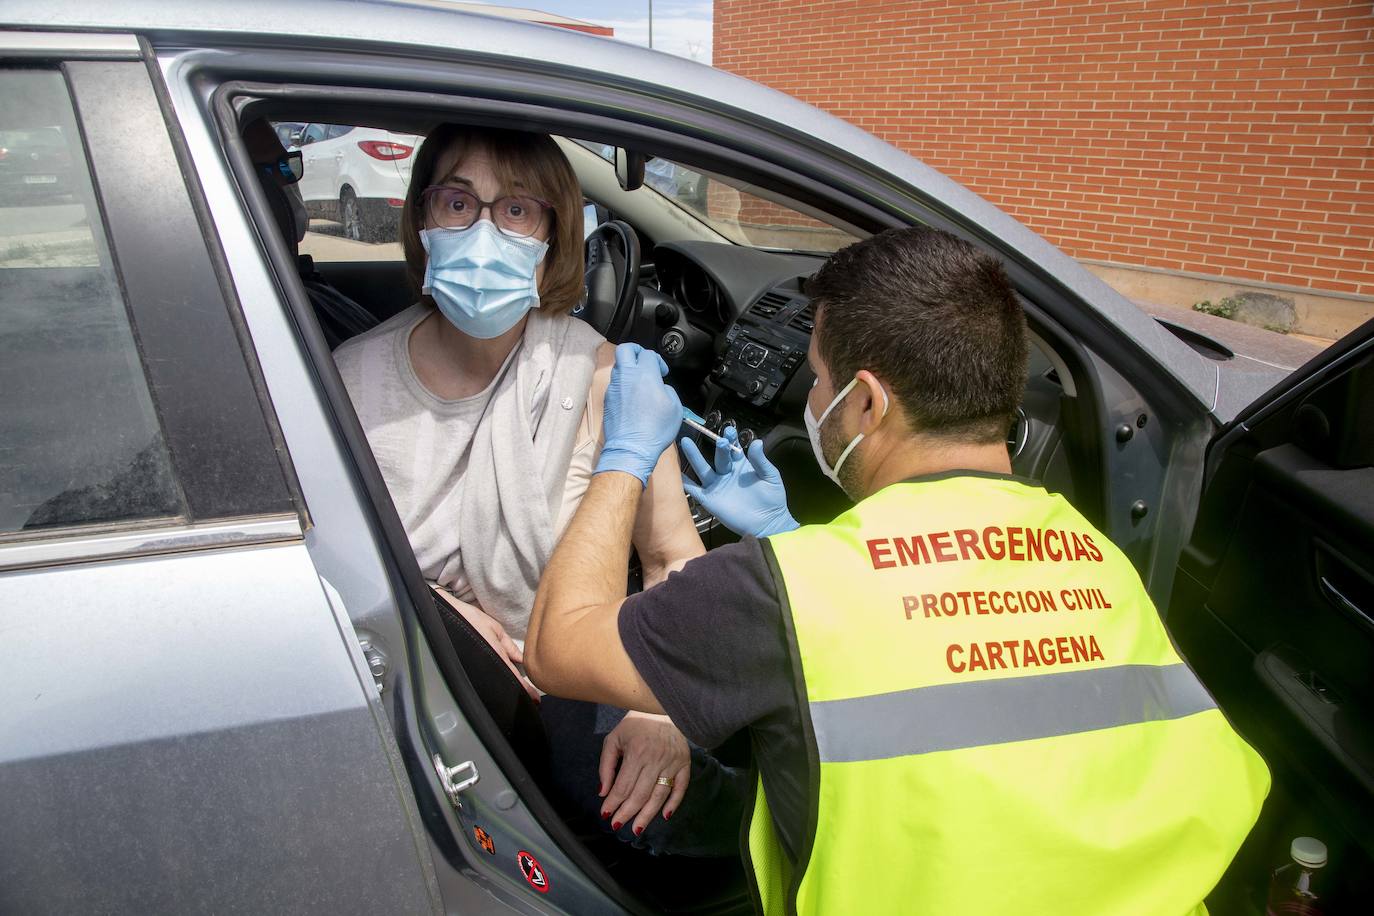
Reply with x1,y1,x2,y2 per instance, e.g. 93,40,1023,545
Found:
0,70,182,535
580,143,861,253
284,119,417,262
273,121,305,148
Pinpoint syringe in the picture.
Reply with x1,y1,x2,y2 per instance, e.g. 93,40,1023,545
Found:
682,406,743,454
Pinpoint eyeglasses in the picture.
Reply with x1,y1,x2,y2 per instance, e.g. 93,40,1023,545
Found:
420,185,551,238
258,150,303,185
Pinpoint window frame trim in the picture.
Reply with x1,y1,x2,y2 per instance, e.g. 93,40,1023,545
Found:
0,31,140,59
0,513,303,572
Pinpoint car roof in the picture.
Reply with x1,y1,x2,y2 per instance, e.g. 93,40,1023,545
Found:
2,0,1225,417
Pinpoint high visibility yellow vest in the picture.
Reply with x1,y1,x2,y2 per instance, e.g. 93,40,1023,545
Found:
749,474,1269,916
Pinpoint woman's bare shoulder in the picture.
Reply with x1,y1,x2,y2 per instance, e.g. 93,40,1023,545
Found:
586,340,616,419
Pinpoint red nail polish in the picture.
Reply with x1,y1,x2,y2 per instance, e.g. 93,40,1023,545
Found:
664,810,673,820
634,826,643,836
600,810,609,820
612,821,622,831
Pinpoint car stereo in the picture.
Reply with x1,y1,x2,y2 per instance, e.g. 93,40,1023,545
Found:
711,288,813,409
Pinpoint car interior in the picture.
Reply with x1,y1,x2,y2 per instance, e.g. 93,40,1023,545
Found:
229,93,1372,913
1169,333,1374,912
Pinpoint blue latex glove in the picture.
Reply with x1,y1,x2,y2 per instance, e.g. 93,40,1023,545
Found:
680,426,799,538
595,343,683,486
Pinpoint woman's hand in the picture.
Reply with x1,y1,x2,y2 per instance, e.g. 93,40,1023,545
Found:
598,711,691,834
433,588,540,703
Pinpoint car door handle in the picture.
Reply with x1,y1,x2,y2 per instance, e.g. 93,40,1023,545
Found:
1320,575,1373,630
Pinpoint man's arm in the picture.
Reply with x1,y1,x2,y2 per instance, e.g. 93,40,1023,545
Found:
526,471,666,712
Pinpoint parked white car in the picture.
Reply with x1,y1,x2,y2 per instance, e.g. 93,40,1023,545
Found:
293,123,421,241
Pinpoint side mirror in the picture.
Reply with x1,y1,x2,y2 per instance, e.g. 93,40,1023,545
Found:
614,147,645,192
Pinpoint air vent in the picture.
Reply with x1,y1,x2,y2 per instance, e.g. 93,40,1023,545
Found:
788,299,816,333
749,290,792,320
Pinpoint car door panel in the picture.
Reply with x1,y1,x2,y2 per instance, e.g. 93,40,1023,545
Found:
1171,332,1374,912
0,540,436,914
296,123,334,207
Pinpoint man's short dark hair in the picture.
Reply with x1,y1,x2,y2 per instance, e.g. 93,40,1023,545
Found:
808,227,1028,444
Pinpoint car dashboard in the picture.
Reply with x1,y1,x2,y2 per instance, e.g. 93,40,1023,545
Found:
644,241,1074,527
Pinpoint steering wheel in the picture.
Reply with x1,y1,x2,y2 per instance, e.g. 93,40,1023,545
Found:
578,220,641,342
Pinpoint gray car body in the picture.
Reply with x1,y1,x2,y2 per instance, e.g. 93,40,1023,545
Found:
0,2,1302,914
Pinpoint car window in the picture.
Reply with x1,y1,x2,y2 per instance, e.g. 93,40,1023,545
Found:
0,69,183,535
326,124,355,141
301,123,328,145
581,143,860,253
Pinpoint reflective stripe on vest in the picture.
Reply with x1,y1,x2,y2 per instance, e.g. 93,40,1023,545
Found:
749,475,1268,916
811,661,1216,762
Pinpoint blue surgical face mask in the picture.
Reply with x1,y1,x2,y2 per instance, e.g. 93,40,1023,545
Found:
420,221,549,339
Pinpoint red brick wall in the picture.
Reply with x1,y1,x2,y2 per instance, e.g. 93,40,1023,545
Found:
714,0,1373,296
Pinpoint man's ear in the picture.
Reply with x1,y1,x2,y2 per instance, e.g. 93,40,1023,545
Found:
854,369,890,435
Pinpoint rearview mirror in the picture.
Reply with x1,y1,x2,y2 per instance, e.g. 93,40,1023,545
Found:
614,147,645,192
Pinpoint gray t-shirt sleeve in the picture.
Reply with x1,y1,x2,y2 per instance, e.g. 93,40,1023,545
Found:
618,537,794,749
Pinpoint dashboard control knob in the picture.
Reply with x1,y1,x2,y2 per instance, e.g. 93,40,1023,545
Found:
706,410,722,431
655,302,680,327
738,428,756,450
748,378,764,394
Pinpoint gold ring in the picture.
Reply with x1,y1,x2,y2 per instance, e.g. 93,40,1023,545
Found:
655,776,675,788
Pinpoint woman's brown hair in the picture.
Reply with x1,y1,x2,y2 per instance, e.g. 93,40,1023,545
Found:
399,125,584,315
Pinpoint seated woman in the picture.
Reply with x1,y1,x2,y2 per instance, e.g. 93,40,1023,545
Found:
333,124,745,854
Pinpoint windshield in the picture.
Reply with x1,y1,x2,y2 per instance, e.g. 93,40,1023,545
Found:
585,143,860,253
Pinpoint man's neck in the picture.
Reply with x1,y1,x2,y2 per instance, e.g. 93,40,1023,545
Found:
856,435,1013,499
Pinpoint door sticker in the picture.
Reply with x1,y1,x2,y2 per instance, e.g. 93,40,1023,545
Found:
517,850,550,893
473,826,495,855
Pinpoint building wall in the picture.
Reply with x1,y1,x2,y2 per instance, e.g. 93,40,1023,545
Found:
713,0,1373,303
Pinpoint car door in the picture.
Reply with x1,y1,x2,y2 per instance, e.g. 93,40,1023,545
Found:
1169,319,1374,912
295,121,334,206
0,43,437,914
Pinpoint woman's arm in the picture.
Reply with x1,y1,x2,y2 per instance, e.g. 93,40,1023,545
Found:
634,446,706,585
585,343,704,587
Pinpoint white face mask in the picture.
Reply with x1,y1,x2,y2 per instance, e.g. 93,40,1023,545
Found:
803,375,890,488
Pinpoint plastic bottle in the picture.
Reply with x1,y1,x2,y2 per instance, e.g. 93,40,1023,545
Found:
1265,836,1327,916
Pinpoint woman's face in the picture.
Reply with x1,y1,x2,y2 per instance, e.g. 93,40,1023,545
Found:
427,142,553,254
426,142,552,288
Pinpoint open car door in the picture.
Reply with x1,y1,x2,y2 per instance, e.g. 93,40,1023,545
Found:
1169,318,1374,912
